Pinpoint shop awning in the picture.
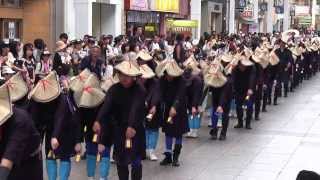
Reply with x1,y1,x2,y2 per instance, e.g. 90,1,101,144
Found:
166,19,198,28
238,17,256,25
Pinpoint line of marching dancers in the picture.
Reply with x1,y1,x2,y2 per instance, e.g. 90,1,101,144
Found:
1,30,320,180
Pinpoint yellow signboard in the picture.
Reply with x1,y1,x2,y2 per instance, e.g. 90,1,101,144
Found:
145,25,156,32
154,0,179,13
166,19,198,28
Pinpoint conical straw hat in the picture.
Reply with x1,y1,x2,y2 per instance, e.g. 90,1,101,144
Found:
183,55,199,67
73,74,106,108
199,60,209,73
220,53,233,63
140,64,155,79
224,58,239,75
115,60,141,77
269,50,280,66
155,59,184,77
101,75,119,93
5,72,28,102
204,64,227,88
69,69,92,92
137,50,153,61
0,85,13,126
28,71,61,103
311,44,318,51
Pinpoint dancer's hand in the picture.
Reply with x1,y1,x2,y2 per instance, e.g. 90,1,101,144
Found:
126,127,136,139
51,138,59,150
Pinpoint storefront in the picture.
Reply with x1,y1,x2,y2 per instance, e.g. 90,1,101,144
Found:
125,0,191,38
126,10,161,37
165,19,198,38
291,5,312,31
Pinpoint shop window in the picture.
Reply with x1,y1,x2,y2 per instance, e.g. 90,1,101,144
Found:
1,0,22,7
0,19,22,41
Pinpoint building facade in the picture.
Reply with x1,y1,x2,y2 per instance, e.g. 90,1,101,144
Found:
60,0,124,40
201,0,226,35
0,0,55,49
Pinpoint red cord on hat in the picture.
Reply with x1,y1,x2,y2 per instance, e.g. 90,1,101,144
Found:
83,86,93,93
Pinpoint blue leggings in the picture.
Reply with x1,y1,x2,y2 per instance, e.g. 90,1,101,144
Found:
165,135,182,152
188,114,201,129
46,158,71,180
86,142,110,178
211,106,220,129
145,129,159,150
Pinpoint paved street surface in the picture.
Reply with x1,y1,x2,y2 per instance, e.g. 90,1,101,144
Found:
63,75,320,180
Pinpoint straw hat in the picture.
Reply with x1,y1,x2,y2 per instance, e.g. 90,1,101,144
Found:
73,74,105,108
0,85,13,126
311,44,318,51
28,71,61,103
220,53,233,63
239,48,254,66
281,29,299,43
183,55,199,68
155,59,184,77
224,58,239,75
101,75,119,92
140,64,155,79
184,60,201,76
204,64,227,88
137,50,152,61
5,72,28,102
69,69,92,92
2,66,15,75
290,46,302,57
115,60,141,77
55,41,67,52
269,50,280,66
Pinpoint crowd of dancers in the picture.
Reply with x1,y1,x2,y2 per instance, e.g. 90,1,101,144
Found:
1,29,320,180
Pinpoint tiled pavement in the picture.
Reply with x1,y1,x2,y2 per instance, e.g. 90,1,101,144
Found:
53,75,320,180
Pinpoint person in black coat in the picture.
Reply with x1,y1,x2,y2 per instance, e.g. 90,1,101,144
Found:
138,64,161,161
94,60,146,180
156,60,188,167
206,60,233,140
274,40,294,98
233,52,256,130
0,86,42,180
251,48,265,121
184,69,203,138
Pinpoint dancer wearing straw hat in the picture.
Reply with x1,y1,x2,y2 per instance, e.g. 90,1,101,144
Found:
183,57,203,139
206,57,233,140
274,34,294,98
0,85,42,180
233,47,256,130
29,71,80,180
251,46,266,121
93,60,146,180
138,64,161,161
71,72,111,180
155,59,188,167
